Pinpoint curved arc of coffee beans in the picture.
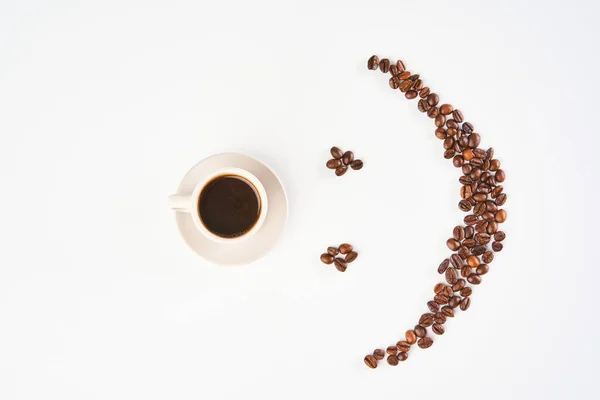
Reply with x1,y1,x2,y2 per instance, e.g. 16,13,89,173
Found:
364,55,507,369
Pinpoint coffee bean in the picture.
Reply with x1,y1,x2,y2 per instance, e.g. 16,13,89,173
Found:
440,104,453,115
470,167,482,180
464,215,478,225
438,258,450,274
452,155,464,168
398,71,411,80
491,185,503,198
435,128,446,139
452,109,464,123
379,58,391,73
494,231,506,242
432,324,445,335
444,149,456,159
461,265,472,278
443,137,454,150
414,79,424,91
409,74,420,81
495,193,507,206
458,246,469,260
434,294,449,305
434,114,446,127
389,64,399,76
434,283,445,294
396,341,411,352
399,80,413,92
427,300,440,313
442,306,454,317
467,255,481,268
463,238,476,248
418,337,433,349
327,246,339,256
427,93,439,106
414,325,427,338
342,151,354,165
345,251,358,263
482,211,495,221
460,287,472,297
450,254,463,269
475,220,488,233
447,128,458,137
462,149,474,161
470,158,483,168
405,330,417,344
468,133,481,148
482,251,494,263
462,164,473,175
460,185,472,199
396,60,406,72
462,122,473,134
418,99,430,112
476,264,489,275
459,199,472,212
326,159,342,169
364,355,378,368
459,135,470,148
495,169,506,182
434,312,447,324
419,313,434,327
472,245,486,256
389,76,400,89
490,159,501,171
405,90,417,99
334,258,347,272
491,241,503,252
442,286,453,297
330,146,343,159
483,159,491,171
398,352,409,361
373,348,385,360
485,200,498,213
474,233,490,245
427,106,440,118
387,355,399,366
452,279,466,292
453,226,465,241
335,166,347,176
445,268,458,284
320,253,334,264
495,209,507,223
386,345,398,355
446,238,461,251
350,159,364,170
486,220,498,234
467,273,481,285
367,55,379,70
473,148,487,159
474,202,486,216
460,297,471,311
339,243,353,254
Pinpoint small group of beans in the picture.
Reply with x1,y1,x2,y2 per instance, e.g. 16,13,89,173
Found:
320,243,358,272
326,146,363,176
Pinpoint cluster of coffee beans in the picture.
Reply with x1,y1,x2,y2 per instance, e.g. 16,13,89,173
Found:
327,146,363,176
363,55,507,369
320,243,358,272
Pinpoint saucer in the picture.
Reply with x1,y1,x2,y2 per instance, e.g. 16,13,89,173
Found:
173,153,288,265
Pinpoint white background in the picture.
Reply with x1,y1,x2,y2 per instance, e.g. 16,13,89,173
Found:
1,0,599,399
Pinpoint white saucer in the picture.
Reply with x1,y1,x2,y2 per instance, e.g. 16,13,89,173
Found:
174,153,288,266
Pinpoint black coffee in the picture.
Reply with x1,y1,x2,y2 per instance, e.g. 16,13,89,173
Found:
198,175,261,238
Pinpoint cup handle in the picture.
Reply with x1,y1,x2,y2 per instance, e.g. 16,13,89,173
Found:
168,194,193,213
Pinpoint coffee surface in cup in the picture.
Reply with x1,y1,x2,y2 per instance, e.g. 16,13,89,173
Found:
198,175,261,238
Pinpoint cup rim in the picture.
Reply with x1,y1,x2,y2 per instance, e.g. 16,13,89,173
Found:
190,167,268,244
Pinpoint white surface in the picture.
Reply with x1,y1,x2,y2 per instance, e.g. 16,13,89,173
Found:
0,0,599,399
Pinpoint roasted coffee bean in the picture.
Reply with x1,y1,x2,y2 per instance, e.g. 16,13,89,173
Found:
367,55,380,70
442,286,453,297
438,258,450,274
463,122,474,134
398,70,411,80
379,58,391,73
427,301,440,313
459,135,469,148
444,149,455,159
320,253,334,264
414,325,427,338
398,352,409,361
434,312,447,324
495,169,506,182
483,159,491,171
350,159,364,170
389,64,399,76
467,255,481,268
326,159,342,169
462,164,473,175
453,140,463,154
342,151,354,165
452,279,466,292
434,294,449,305
476,264,489,275
440,104,453,115
486,200,498,213
459,175,473,185
335,166,348,176
470,167,482,180
446,238,461,251
474,202,486,216
442,306,455,317
396,59,406,72
435,127,446,139
463,238,476,248
413,79,424,90
445,268,458,284
419,313,435,327
447,128,458,137
460,287,472,297
427,106,440,118
491,185,503,198
495,193,507,206
467,273,482,285
472,245,486,256
471,158,484,168
490,159,501,171
460,297,471,311
389,76,400,89
458,246,469,260
406,90,418,99
432,324,445,335
452,109,464,123
387,355,399,366
460,185,472,199
345,251,358,263
494,231,506,242
405,330,417,345
434,283,445,294
450,254,463,269
419,87,430,98
396,341,411,352
474,233,491,245
473,148,487,159
387,346,398,355
468,133,481,148
373,348,385,360
365,355,378,368
462,149,474,161
482,251,494,263
486,147,494,159
486,221,498,234
427,93,440,106
334,258,347,272
338,243,353,254
435,114,446,127
459,199,472,212
418,337,433,349
327,246,339,256
461,266,472,278
419,99,430,112
399,80,413,92
472,193,486,202
482,211,495,221
475,220,488,234
330,146,343,159
495,209,507,223
448,295,461,308
409,74,420,81
453,226,465,241
464,215,478,225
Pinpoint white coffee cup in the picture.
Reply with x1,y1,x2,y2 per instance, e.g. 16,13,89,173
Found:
168,167,268,244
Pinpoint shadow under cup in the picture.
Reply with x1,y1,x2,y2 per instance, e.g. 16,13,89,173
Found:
197,174,262,238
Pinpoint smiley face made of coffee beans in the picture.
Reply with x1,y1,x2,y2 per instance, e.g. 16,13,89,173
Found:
360,56,507,369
